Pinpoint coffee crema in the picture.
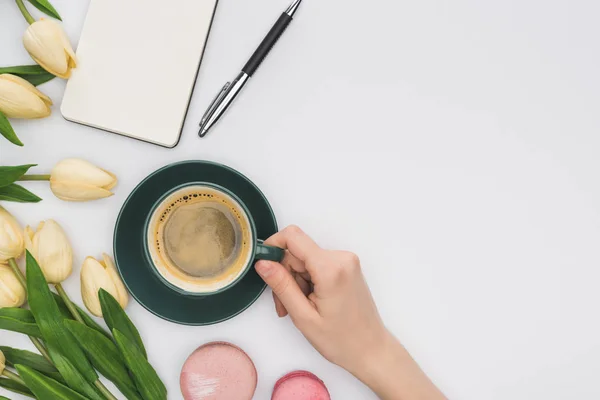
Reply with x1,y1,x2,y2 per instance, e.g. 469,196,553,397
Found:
147,185,253,293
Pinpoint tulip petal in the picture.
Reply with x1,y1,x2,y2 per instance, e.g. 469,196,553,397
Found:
58,24,77,69
102,169,118,190
0,206,24,261
102,254,129,309
0,264,26,308
0,78,51,119
24,225,35,255
81,257,119,317
50,181,113,202
0,74,52,106
51,159,116,188
29,54,70,79
31,220,72,284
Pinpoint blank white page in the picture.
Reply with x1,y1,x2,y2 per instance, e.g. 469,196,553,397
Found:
62,0,218,148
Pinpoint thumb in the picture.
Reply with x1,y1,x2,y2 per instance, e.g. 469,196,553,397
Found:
255,260,316,320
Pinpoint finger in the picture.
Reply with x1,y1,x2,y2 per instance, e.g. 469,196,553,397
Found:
256,260,317,320
308,292,318,311
282,251,308,275
264,226,322,266
272,292,288,318
270,261,290,317
272,272,311,318
295,273,311,297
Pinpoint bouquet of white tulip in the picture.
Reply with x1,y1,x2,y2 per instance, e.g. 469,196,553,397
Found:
0,207,166,399
0,0,76,147
0,2,166,398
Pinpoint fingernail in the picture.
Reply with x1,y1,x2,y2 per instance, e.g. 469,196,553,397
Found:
255,261,275,277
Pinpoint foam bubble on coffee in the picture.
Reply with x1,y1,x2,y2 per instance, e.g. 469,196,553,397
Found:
163,202,240,278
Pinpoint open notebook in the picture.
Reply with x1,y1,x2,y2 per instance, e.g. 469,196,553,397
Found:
62,0,218,147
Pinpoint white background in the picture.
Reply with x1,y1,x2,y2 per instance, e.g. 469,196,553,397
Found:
1,0,600,399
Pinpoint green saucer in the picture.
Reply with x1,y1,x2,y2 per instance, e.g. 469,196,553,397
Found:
113,161,276,325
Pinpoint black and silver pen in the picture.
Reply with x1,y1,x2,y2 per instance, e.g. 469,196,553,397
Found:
198,0,303,138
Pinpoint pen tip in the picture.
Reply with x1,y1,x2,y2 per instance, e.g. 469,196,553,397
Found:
286,0,302,16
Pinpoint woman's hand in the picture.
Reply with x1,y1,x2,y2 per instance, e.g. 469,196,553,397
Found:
255,226,446,400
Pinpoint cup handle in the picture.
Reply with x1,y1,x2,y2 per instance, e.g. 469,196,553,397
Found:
255,240,285,262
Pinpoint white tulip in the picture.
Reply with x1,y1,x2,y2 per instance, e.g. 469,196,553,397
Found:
24,220,72,284
0,74,52,119
81,254,129,317
0,206,24,262
23,19,77,79
50,158,117,202
0,263,26,308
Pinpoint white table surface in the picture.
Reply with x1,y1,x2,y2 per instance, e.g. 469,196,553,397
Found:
2,0,600,399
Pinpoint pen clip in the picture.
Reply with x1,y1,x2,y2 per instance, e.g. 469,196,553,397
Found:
200,82,231,127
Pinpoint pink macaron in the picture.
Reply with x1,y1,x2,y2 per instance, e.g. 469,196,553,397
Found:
272,370,331,400
180,342,257,400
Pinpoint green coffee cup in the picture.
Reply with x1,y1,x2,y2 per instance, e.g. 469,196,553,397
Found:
144,182,284,296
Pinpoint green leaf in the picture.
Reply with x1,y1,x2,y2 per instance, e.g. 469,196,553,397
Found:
52,292,74,319
26,252,99,385
26,0,61,20
0,316,40,336
23,73,55,86
113,329,167,400
75,303,113,339
0,165,36,187
100,289,147,359
65,320,143,400
0,184,41,203
46,346,105,400
53,292,112,339
0,378,35,398
0,111,22,147
15,365,88,400
0,307,36,323
0,308,42,337
0,65,55,86
0,65,48,75
0,346,64,383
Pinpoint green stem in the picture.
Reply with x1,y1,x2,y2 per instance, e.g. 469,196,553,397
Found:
94,380,118,400
2,369,26,386
15,0,35,24
19,174,51,181
55,283,85,325
7,258,26,290
29,337,53,365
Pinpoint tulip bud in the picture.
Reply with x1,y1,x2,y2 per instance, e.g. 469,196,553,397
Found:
0,206,24,262
50,158,118,202
0,74,52,119
81,254,129,317
0,263,26,308
0,349,5,375
24,220,72,284
23,19,77,79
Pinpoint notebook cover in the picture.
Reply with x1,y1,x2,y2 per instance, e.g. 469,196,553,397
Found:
61,0,218,148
